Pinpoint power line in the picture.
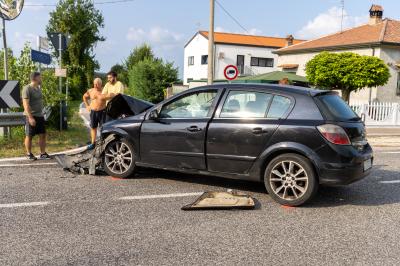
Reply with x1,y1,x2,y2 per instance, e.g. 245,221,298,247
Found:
25,0,136,7
214,0,250,35
214,0,268,48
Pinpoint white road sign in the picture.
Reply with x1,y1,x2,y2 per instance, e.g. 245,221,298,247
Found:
0,80,20,108
55,68,67,77
38,36,49,51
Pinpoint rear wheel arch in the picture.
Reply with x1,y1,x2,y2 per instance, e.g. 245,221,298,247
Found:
259,147,320,182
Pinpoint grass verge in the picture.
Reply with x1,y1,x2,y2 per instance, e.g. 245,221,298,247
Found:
0,101,90,158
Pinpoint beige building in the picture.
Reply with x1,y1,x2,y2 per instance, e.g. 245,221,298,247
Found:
274,5,400,103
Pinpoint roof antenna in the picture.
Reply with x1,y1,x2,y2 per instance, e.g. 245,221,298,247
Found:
340,0,345,32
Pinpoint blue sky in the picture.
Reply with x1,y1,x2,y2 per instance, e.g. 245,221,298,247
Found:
7,0,400,78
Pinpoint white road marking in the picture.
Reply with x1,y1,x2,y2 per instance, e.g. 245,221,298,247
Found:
119,192,203,200
0,162,57,167
0,201,49,208
377,151,400,154
380,180,400,184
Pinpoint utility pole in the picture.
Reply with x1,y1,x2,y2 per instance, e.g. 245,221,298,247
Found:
1,18,9,137
207,0,215,85
58,33,63,131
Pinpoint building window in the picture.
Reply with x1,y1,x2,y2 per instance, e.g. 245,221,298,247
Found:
250,57,274,67
188,56,194,66
397,72,400,96
201,55,208,65
237,55,244,75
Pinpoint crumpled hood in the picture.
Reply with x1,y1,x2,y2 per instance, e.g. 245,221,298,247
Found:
106,94,154,119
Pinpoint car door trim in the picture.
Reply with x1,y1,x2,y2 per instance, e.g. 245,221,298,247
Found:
207,154,257,161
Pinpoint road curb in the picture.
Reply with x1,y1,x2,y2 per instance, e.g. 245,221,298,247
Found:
0,146,87,163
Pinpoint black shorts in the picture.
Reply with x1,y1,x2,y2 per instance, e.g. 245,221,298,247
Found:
90,110,105,129
25,116,46,137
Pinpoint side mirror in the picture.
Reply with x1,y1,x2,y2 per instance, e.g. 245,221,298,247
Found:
148,109,159,120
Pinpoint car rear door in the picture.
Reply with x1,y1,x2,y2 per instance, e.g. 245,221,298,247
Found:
140,89,220,170
206,89,293,174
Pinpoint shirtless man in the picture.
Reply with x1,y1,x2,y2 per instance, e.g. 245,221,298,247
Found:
83,78,108,149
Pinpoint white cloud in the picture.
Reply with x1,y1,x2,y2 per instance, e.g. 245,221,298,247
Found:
297,6,368,39
215,26,263,36
126,26,183,50
12,32,36,51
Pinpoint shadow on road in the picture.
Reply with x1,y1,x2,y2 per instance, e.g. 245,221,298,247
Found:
132,166,400,208
309,167,400,208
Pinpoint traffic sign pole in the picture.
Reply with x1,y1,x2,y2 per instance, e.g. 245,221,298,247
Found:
37,36,41,73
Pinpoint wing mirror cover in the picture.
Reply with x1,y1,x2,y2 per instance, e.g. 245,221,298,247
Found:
148,109,159,120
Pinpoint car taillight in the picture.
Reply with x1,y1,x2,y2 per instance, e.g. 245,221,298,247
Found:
317,124,351,145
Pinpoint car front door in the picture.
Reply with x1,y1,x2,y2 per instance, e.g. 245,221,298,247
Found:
206,89,293,174
140,89,219,170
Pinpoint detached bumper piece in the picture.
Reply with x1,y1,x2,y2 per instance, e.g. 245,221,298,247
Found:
54,135,116,175
182,191,256,211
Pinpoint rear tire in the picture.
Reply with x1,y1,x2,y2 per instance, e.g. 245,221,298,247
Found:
103,138,136,178
264,153,318,206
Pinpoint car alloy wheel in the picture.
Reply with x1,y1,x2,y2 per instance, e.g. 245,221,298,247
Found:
104,140,133,175
269,160,309,201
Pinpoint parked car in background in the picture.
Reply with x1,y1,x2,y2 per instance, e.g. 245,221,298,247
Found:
100,84,373,206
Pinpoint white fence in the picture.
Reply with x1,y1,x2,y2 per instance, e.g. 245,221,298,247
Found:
350,102,400,126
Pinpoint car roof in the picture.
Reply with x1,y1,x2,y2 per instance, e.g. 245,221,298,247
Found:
188,83,328,97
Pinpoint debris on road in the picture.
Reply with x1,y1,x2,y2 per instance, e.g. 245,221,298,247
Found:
182,191,256,210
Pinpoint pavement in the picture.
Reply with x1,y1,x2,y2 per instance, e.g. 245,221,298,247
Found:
367,126,400,136
1,145,400,265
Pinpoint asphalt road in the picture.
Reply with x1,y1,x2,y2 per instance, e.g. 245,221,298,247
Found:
1,148,400,265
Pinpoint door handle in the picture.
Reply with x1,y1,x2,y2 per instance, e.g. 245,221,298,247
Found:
186,125,202,132
252,127,268,134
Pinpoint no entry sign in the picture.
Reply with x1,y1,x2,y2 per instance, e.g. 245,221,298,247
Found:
224,65,239,81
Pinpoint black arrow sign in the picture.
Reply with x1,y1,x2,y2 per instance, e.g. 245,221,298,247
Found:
0,80,20,108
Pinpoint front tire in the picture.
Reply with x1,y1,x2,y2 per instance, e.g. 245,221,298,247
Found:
103,138,136,178
264,153,318,206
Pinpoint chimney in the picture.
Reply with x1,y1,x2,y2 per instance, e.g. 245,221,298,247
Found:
286,34,294,46
369,4,383,25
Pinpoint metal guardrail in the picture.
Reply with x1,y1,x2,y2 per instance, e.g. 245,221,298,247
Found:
0,112,25,127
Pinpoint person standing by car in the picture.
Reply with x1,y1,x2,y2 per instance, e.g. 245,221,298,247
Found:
102,70,124,103
83,78,109,150
22,72,51,160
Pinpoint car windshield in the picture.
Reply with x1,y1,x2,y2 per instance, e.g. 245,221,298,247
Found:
315,94,359,121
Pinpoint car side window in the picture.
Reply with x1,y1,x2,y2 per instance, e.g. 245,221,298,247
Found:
220,91,272,118
267,95,291,118
159,91,217,118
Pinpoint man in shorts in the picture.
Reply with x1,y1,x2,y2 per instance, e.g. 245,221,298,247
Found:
22,72,51,160
83,78,109,150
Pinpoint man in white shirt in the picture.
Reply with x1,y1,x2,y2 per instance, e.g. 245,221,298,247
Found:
102,70,124,103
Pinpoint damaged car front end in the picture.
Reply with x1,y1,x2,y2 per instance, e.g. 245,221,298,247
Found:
55,94,153,175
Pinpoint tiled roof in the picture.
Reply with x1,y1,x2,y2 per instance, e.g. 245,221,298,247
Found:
197,31,305,48
275,19,400,54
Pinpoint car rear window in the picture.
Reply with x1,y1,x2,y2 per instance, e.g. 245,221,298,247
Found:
315,94,359,121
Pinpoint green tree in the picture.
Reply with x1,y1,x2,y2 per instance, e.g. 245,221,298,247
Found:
128,58,178,103
46,0,105,99
305,52,390,102
125,44,154,70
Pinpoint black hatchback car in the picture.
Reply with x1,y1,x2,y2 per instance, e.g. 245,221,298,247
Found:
100,84,373,206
